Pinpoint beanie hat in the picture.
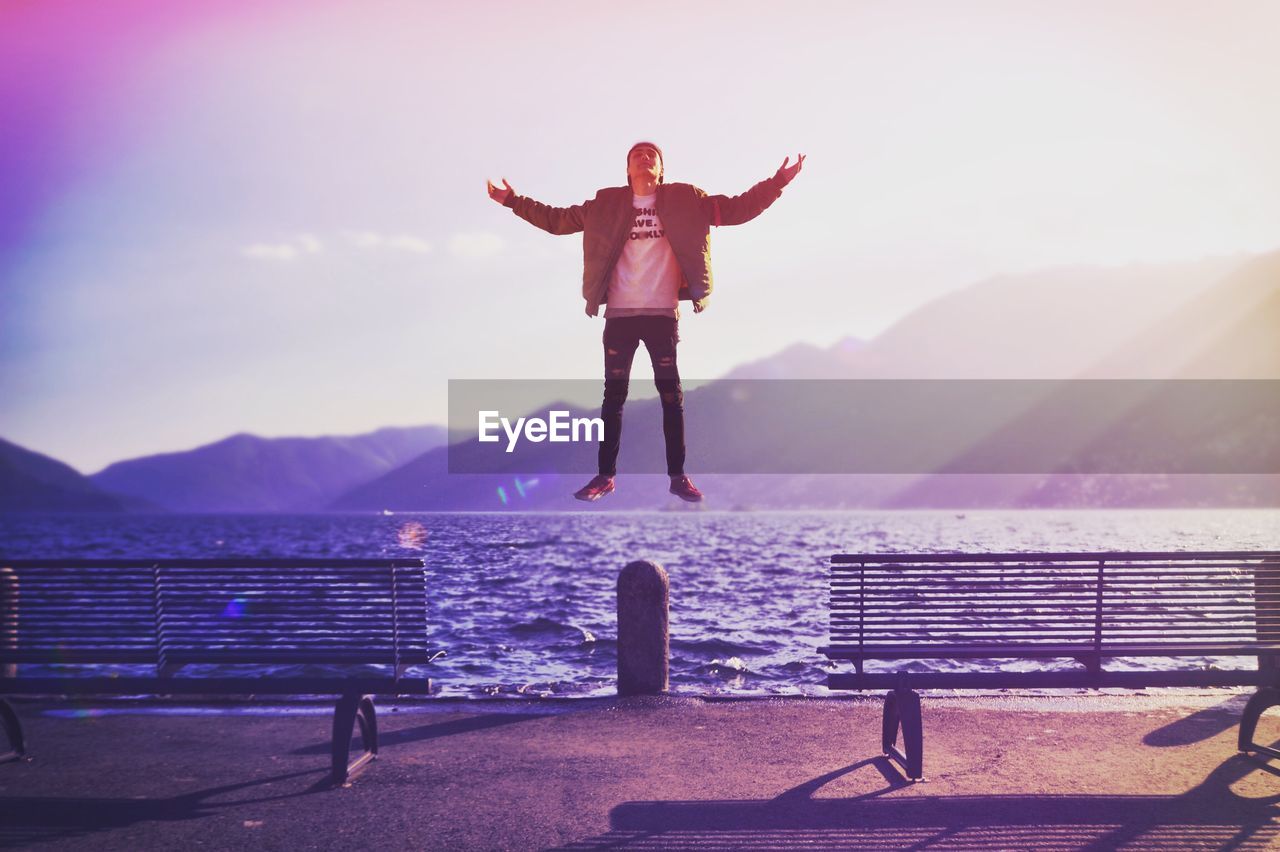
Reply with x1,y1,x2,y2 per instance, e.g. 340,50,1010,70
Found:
626,141,664,184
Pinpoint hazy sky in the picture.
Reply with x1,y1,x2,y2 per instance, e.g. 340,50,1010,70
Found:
3,0,1279,472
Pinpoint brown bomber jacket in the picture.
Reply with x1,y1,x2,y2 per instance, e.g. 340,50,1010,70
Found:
503,173,787,316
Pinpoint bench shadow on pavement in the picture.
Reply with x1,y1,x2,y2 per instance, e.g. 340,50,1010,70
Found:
0,768,327,848
1,712,547,847
1144,697,1247,747
556,752,1280,850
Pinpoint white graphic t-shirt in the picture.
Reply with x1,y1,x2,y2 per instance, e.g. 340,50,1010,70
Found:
604,192,681,318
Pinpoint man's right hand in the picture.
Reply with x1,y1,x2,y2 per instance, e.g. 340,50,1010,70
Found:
486,178,515,205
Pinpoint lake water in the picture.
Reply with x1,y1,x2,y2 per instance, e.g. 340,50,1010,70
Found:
2,510,1278,697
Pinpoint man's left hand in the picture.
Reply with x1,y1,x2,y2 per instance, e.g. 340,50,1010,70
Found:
774,154,806,187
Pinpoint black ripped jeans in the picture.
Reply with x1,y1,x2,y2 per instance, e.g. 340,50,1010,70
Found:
599,316,685,477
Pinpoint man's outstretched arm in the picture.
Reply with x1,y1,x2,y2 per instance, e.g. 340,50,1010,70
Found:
700,154,805,227
486,178,589,235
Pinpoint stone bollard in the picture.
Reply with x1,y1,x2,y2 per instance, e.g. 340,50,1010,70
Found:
617,560,669,696
1,566,16,679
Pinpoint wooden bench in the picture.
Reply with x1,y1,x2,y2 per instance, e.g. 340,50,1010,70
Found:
824,551,1280,781
0,558,436,785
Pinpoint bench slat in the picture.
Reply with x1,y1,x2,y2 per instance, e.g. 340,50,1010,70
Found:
826,642,1280,658
832,551,1280,563
828,670,1276,690
0,677,433,695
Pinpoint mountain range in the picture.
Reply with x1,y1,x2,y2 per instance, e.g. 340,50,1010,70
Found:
0,438,134,513
4,251,1276,511
0,426,446,513
89,426,448,512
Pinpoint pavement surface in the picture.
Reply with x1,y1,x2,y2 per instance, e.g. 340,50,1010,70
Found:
2,692,1280,850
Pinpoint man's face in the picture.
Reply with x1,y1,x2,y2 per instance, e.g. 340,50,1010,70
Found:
628,145,662,184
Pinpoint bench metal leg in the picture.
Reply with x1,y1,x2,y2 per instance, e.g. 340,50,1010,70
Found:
0,699,25,764
358,696,378,760
881,690,900,755
881,687,924,781
331,693,378,785
1239,686,1280,759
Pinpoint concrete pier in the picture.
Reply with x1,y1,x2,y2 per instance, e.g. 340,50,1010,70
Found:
1,693,1278,850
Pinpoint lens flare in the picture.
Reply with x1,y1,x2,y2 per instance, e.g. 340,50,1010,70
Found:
496,486,508,505
221,597,248,618
67,707,109,719
397,521,428,549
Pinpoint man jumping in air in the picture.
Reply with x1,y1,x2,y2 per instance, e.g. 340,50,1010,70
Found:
487,142,804,502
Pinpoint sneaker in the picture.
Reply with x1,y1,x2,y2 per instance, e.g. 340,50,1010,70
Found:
669,475,703,503
574,474,615,502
